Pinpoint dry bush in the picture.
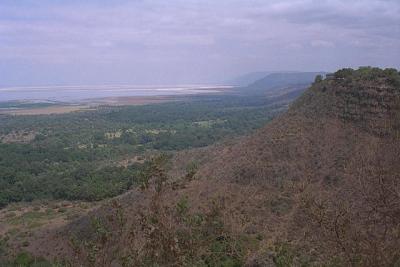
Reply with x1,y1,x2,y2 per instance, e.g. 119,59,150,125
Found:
294,140,400,266
67,158,249,267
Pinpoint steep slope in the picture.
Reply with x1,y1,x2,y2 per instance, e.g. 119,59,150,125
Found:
198,67,400,266
202,68,400,183
27,67,400,266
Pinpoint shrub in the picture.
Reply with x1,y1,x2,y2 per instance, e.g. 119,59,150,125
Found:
314,75,323,83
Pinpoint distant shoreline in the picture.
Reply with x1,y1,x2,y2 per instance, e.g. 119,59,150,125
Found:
0,86,234,115
0,84,233,103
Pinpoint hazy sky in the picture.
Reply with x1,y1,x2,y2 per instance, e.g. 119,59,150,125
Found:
1,0,399,86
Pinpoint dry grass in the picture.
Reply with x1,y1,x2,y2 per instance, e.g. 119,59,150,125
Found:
0,130,36,143
0,105,93,115
0,200,100,258
0,96,175,116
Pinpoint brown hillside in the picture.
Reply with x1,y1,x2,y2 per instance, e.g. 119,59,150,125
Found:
28,68,400,266
199,69,400,184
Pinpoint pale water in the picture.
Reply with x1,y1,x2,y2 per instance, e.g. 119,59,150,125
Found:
0,85,229,103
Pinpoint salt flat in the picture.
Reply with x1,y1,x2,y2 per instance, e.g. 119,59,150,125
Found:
0,84,232,102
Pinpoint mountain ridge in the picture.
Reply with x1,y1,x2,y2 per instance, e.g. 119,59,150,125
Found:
232,71,326,97
26,67,400,266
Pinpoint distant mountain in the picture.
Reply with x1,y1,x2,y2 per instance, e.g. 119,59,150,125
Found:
227,71,272,86
239,71,326,96
228,71,325,88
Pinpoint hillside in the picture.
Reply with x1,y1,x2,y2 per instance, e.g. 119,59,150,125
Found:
22,67,400,266
203,68,400,181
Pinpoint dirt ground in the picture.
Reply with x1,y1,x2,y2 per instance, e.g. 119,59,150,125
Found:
0,105,93,115
0,96,176,115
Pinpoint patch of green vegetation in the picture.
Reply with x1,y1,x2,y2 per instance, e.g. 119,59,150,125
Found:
0,95,286,207
333,66,400,87
0,236,9,257
0,251,67,267
7,211,44,224
273,243,295,267
5,228,19,237
193,119,226,128
5,211,57,231
0,101,59,110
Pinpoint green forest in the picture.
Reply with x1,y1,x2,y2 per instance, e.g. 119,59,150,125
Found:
0,95,288,207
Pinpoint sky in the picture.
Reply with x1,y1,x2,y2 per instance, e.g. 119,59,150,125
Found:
0,0,399,86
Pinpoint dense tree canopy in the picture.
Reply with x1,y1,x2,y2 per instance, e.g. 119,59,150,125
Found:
0,95,285,207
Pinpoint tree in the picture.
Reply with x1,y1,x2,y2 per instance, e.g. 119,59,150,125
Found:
314,75,323,83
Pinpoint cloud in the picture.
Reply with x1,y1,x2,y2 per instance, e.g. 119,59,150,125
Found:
0,0,399,86
311,40,335,48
